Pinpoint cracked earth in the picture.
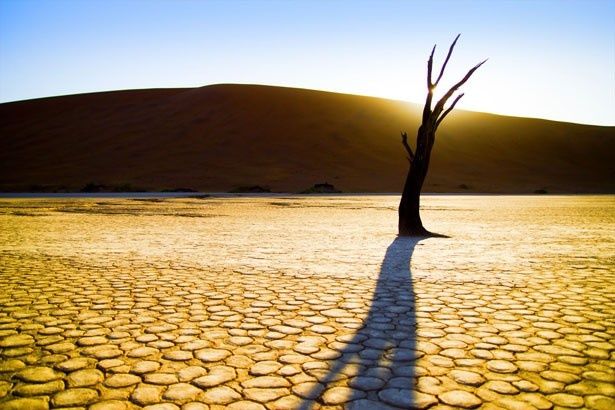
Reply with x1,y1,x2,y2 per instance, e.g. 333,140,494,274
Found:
0,195,613,410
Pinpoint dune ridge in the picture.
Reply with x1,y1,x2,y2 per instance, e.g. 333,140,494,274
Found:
1,84,613,193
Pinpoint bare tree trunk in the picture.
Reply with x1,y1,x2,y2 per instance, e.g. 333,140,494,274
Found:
398,35,485,236
399,126,433,235
398,169,425,235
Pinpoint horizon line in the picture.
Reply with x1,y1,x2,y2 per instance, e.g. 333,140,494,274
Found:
1,82,613,128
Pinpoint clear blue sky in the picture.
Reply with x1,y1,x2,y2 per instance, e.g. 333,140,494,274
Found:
1,0,613,125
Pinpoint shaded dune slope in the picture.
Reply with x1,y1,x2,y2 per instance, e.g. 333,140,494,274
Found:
1,84,613,193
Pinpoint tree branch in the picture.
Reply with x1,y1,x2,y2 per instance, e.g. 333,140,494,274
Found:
433,59,487,119
434,34,460,86
436,93,464,128
427,45,436,89
401,131,414,162
422,45,437,123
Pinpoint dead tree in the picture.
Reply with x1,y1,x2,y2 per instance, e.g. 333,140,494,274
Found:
398,35,485,236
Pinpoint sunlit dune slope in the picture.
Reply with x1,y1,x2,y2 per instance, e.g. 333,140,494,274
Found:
1,84,613,193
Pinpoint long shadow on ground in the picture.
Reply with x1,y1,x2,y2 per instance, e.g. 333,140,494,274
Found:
298,236,422,409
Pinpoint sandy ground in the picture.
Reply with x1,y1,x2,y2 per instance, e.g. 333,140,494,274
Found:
1,84,614,193
0,195,613,409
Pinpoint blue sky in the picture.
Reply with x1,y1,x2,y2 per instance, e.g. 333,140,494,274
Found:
1,0,613,125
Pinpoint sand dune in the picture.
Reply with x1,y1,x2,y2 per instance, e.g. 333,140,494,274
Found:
0,84,613,193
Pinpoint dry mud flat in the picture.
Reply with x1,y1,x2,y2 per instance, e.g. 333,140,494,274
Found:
0,196,613,409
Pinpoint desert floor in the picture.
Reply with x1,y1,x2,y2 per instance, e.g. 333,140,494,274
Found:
0,195,613,410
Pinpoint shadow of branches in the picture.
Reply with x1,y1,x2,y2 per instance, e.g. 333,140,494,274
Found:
297,236,421,409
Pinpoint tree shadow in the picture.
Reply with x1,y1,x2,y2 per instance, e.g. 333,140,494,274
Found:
297,236,423,409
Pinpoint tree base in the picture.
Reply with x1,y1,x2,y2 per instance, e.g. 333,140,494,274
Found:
398,227,449,238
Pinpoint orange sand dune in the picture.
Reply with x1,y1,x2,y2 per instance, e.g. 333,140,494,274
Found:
0,84,613,193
